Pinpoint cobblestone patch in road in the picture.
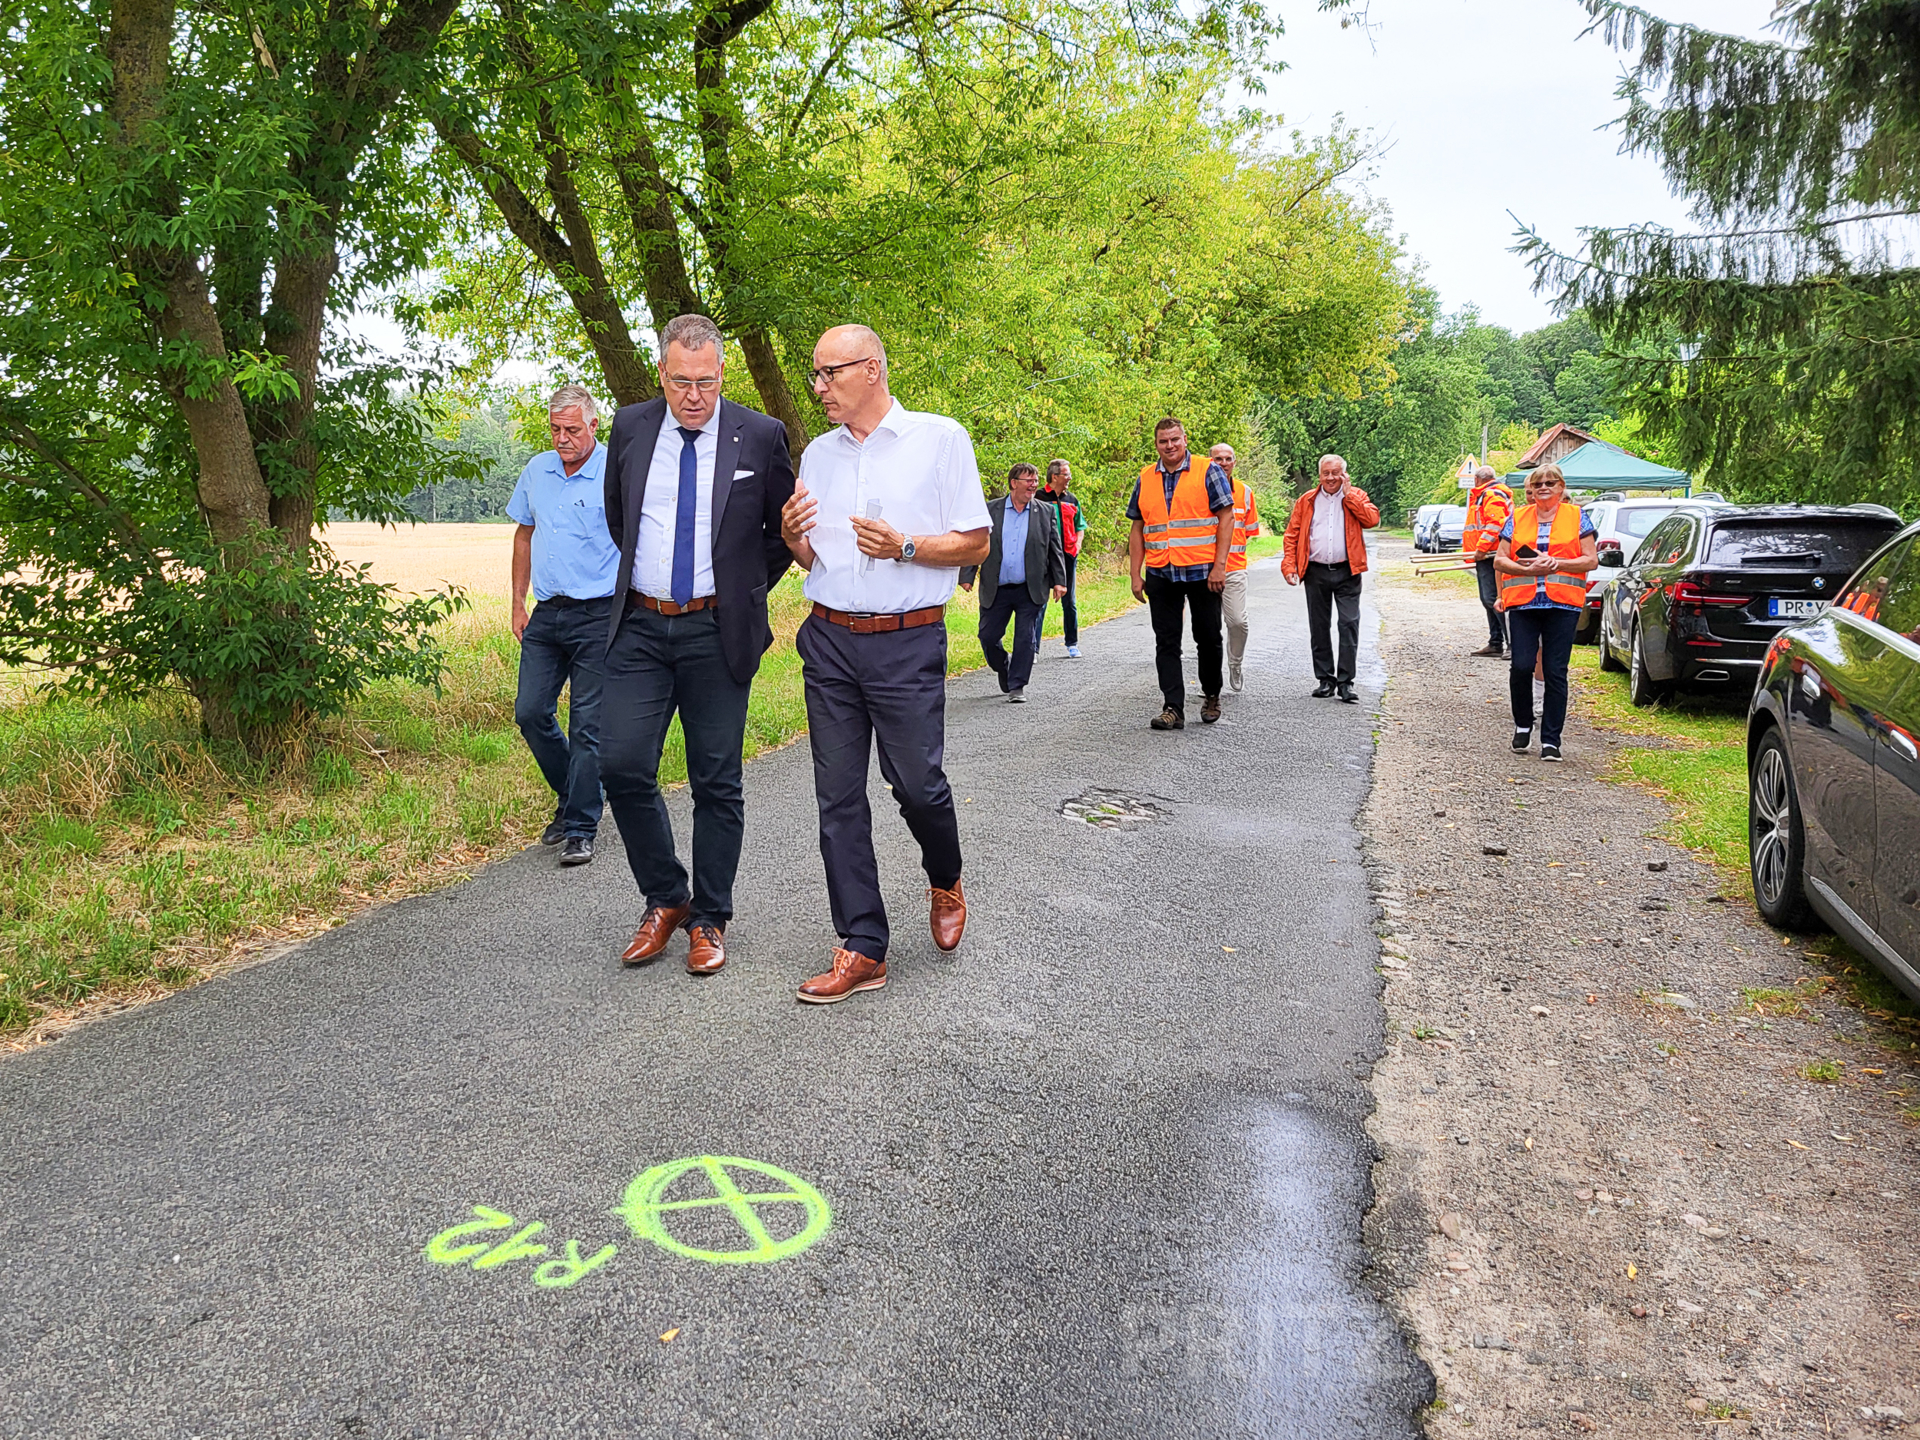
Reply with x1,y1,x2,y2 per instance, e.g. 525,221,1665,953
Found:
1361,545,1920,1438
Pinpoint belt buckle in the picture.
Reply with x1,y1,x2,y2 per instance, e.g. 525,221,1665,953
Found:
847,611,876,633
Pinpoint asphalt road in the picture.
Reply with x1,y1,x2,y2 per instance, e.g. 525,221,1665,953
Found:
1,557,1430,1439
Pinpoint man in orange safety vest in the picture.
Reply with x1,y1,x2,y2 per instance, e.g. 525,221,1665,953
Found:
1463,464,1514,658
1128,417,1235,730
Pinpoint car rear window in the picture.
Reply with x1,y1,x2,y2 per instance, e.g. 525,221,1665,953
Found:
1616,506,1676,538
1704,519,1901,568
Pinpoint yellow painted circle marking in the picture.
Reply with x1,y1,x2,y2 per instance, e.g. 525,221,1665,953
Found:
616,1156,831,1264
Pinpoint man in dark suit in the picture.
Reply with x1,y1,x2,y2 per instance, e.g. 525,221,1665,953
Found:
600,313,796,976
959,462,1067,703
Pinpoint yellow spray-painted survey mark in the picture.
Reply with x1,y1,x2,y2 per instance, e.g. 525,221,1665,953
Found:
615,1155,832,1265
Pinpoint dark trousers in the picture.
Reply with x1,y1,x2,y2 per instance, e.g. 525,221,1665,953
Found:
979,584,1042,692
1144,570,1223,713
1475,556,1508,648
1303,561,1363,684
514,596,611,838
1039,551,1079,647
598,603,751,928
796,615,962,961
1508,607,1579,747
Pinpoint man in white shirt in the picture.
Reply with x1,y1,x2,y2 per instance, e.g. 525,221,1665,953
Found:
779,324,992,1004
1281,453,1381,703
598,314,797,978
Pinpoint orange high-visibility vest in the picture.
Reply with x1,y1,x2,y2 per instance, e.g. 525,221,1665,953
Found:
1138,458,1221,570
1463,481,1513,556
1228,481,1261,574
1498,503,1587,609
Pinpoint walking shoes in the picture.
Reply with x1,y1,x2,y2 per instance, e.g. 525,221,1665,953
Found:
1311,681,1336,698
620,903,690,965
1150,706,1185,730
1229,660,1243,692
797,948,887,1004
930,881,967,951
540,813,566,846
1471,643,1505,658
1335,683,1358,705
687,923,726,974
559,835,594,866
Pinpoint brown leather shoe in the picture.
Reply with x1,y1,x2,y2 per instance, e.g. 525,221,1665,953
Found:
686,923,726,975
620,904,690,965
1201,694,1222,724
796,948,886,1004
929,879,966,952
1149,705,1184,731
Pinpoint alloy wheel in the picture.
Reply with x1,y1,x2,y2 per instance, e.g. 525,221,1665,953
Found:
1751,745,1793,907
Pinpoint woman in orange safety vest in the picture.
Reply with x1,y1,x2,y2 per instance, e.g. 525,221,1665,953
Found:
1492,464,1598,762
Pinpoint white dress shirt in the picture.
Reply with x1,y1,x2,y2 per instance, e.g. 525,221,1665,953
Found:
1308,486,1350,565
799,399,992,614
636,403,722,600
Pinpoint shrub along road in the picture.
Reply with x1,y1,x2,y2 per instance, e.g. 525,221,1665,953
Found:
0,557,1431,1438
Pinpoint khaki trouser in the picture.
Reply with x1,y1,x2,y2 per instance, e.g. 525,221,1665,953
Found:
1223,570,1249,666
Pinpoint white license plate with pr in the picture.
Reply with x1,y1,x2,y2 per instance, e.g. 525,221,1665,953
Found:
1768,598,1825,619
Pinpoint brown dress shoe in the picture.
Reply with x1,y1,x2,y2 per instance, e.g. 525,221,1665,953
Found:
796,948,887,1004
686,923,726,975
620,903,690,965
929,879,966,952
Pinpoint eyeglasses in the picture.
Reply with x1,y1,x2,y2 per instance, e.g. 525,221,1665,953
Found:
663,375,721,393
808,357,874,386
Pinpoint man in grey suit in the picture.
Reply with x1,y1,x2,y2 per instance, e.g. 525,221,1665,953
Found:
960,462,1067,703
600,314,796,977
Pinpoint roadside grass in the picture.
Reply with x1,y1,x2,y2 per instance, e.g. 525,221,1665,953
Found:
1569,644,1920,1047
2,554,1154,1039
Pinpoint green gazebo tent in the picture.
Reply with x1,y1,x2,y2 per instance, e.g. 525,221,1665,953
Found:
1521,441,1693,493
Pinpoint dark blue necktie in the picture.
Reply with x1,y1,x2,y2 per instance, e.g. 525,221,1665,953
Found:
671,425,699,607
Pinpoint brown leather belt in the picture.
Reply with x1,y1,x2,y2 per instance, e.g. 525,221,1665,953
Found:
811,602,945,634
629,591,715,616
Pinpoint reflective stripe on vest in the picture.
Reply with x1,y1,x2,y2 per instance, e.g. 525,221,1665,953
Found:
1463,483,1512,556
1228,480,1259,572
1138,460,1220,568
1497,503,1587,609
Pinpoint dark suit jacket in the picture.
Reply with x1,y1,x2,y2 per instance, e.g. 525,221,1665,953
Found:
960,495,1067,608
603,396,796,683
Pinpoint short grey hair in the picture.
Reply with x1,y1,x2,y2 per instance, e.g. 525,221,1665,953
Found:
548,383,598,422
1046,458,1070,479
659,313,724,364
840,324,889,383
1474,465,1497,481
1319,453,1347,471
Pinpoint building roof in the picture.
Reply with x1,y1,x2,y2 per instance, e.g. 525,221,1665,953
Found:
1517,423,1601,468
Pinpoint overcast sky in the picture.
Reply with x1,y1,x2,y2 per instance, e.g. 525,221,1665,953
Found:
1263,0,1782,333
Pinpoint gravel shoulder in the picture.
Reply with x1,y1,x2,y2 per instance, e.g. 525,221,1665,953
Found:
1360,538,1920,1438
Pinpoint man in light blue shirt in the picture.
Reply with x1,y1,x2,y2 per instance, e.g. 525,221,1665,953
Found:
508,383,620,866
959,461,1067,704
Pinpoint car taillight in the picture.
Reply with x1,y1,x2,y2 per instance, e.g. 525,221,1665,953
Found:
1672,580,1747,606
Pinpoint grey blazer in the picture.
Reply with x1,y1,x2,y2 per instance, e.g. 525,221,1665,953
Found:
960,495,1068,608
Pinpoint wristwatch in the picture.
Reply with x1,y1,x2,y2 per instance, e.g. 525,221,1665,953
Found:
899,537,917,562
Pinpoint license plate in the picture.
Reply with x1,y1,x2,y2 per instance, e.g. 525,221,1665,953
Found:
1768,598,1825,619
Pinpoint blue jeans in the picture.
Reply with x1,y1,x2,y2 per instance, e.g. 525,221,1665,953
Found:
598,603,752,928
1508,606,1579,747
515,596,612,837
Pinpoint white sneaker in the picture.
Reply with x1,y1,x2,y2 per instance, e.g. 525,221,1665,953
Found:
1229,660,1243,692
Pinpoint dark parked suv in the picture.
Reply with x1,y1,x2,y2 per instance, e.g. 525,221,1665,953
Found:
1747,520,1920,1002
1597,506,1906,705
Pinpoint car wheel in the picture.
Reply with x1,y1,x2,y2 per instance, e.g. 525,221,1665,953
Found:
1749,728,1813,929
1627,626,1666,707
1597,610,1625,672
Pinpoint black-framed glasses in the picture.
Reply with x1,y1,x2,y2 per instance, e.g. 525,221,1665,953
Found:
808,357,875,386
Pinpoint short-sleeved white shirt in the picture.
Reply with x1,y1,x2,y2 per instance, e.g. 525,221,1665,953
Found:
798,399,991,614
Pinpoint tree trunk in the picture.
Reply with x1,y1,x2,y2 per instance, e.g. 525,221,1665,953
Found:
263,245,339,549
109,0,274,549
739,328,811,456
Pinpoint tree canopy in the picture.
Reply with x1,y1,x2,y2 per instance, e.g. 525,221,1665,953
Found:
1522,0,1920,516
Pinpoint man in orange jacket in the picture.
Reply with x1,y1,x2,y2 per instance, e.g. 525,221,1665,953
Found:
1282,454,1381,704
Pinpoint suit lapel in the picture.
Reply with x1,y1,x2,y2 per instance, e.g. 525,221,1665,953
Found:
625,401,668,556
711,398,743,538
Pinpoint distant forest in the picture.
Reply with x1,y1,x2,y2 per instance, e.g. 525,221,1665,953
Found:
401,402,541,523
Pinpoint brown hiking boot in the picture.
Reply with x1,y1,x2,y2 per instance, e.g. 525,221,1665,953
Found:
1150,706,1185,731
1470,643,1505,658
1201,694,1222,724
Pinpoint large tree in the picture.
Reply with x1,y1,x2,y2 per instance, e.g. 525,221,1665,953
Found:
1522,0,1920,513
0,0,470,747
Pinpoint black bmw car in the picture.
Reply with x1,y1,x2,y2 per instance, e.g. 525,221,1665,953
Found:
1747,519,1920,1002
1597,505,1906,705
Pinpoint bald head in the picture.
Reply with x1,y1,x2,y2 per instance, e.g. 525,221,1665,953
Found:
811,323,893,440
